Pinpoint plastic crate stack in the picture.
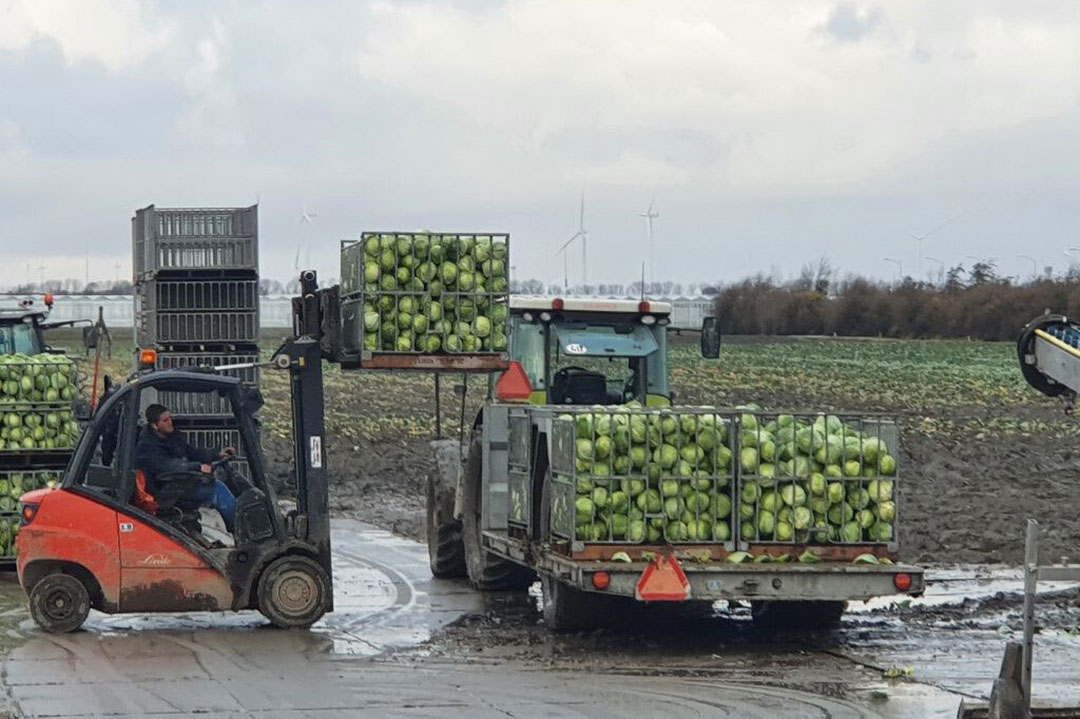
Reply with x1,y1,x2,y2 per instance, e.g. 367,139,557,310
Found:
132,205,260,479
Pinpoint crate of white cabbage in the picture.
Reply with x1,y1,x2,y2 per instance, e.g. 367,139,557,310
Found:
0,470,60,558
0,355,83,452
736,410,899,550
548,404,736,547
340,232,509,357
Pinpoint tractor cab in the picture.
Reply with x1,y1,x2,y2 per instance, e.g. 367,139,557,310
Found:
507,297,719,407
0,296,51,355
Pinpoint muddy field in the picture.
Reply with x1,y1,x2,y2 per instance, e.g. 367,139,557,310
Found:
70,331,1080,564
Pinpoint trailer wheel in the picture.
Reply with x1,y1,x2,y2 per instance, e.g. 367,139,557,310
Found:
750,600,845,630
426,468,466,579
462,436,536,591
257,556,331,629
541,575,617,633
29,574,90,634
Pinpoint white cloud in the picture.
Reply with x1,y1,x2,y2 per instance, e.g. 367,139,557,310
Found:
0,0,171,71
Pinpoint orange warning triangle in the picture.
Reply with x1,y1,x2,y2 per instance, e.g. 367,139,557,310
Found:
635,553,691,601
495,361,533,401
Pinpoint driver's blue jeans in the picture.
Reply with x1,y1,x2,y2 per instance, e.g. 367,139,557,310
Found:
186,480,237,533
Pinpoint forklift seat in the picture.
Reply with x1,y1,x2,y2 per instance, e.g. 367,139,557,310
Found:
133,470,159,515
550,367,609,405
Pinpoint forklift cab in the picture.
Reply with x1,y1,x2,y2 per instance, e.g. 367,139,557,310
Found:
507,298,680,407
15,361,334,633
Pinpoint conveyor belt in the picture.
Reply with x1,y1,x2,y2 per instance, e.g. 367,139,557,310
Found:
1018,314,1080,402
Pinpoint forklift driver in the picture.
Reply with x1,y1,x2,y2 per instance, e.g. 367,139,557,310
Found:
134,404,238,534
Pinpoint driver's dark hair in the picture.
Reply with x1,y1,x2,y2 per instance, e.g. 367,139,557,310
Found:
145,404,169,425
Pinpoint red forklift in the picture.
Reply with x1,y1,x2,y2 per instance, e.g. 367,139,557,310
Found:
15,272,334,632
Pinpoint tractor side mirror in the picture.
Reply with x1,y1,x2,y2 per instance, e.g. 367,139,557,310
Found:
701,316,721,359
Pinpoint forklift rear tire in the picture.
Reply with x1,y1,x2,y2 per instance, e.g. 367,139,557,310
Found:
257,556,331,629
750,600,845,630
426,469,466,579
462,436,536,591
29,574,90,634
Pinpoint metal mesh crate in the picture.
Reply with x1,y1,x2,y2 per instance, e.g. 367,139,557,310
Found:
133,205,258,276
549,407,736,547
155,351,260,417
340,232,509,356
137,310,258,345
735,411,899,550
136,278,259,313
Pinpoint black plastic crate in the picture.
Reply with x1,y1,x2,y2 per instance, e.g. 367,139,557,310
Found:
137,310,258,345
136,278,259,313
154,350,260,417
133,205,258,277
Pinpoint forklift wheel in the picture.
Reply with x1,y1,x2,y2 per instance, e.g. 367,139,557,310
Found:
257,556,331,629
29,574,91,634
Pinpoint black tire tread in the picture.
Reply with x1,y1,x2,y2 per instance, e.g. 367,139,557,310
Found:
29,573,90,634
427,468,467,579
257,555,332,629
462,435,536,591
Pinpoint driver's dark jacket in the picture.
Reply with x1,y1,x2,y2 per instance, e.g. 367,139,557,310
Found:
134,430,216,496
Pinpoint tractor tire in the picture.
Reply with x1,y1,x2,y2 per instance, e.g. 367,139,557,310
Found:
29,573,90,634
257,555,332,629
426,466,466,579
461,436,536,591
750,600,846,630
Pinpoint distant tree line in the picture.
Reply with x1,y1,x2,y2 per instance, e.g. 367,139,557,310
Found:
713,259,1080,341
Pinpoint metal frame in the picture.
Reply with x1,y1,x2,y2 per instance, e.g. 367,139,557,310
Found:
136,310,259,345
136,278,259,314
339,232,510,357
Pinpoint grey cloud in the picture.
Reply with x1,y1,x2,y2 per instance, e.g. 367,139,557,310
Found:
822,3,882,44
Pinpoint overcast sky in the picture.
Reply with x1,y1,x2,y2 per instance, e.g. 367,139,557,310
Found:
2,0,1079,289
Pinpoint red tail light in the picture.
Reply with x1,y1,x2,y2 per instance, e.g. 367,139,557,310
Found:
552,298,564,310
591,571,611,590
894,573,913,592
20,502,39,526
638,300,651,313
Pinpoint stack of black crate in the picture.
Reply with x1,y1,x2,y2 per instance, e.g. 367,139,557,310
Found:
132,205,260,479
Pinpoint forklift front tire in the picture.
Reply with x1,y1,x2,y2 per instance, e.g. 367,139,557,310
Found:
257,556,331,629
29,574,91,634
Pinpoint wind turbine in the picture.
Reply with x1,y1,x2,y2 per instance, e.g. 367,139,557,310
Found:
37,264,46,288
639,194,659,293
911,214,959,281
883,257,902,281
925,255,945,285
297,203,318,269
558,188,588,293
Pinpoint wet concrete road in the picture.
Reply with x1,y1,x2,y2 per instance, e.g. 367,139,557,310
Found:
2,520,1080,718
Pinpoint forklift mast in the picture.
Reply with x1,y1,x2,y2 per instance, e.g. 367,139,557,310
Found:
275,270,342,561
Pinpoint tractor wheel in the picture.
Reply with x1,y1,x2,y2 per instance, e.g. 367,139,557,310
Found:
426,466,466,579
257,555,331,629
29,574,90,634
750,600,846,630
461,436,536,591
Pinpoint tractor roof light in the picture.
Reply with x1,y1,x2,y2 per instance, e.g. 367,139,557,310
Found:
552,298,564,310
138,349,158,370
522,311,535,323
539,311,551,322
43,293,54,308
638,300,651,313
641,315,657,325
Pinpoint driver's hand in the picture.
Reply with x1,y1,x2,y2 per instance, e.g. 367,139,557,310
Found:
200,464,213,474
220,447,236,458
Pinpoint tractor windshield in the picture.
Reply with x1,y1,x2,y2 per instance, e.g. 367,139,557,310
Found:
509,315,670,405
0,321,41,355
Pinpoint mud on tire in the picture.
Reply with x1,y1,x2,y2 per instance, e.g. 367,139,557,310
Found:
462,436,536,591
29,573,91,634
426,465,466,579
257,555,332,629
